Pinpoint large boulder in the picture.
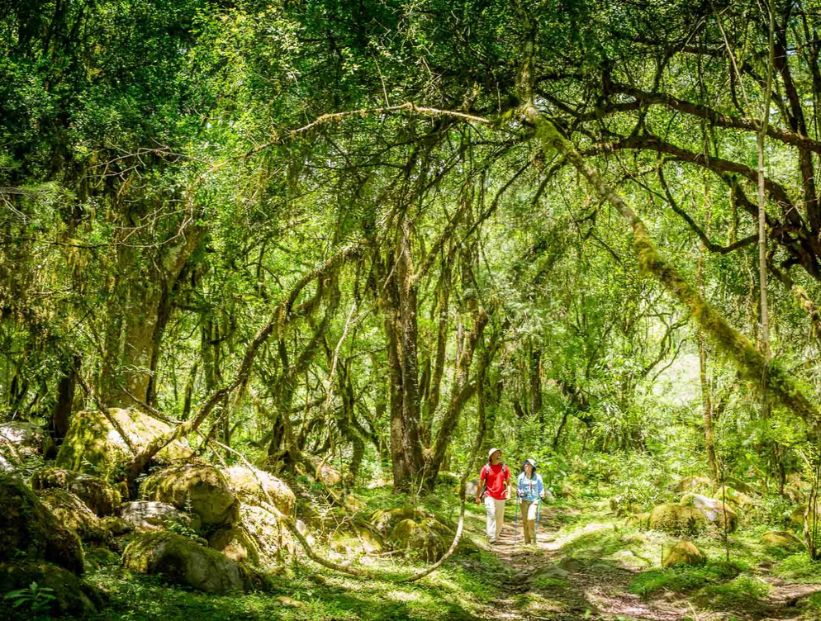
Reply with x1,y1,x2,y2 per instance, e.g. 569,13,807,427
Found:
371,507,454,562
761,530,803,552
209,526,261,565
122,531,259,594
224,465,295,514
0,562,105,618
662,541,706,568
140,462,238,529
680,494,737,532
120,500,200,532
237,504,297,567
648,503,708,535
37,489,108,543
55,408,193,478
0,422,53,471
672,476,713,493
0,474,84,574
31,467,122,516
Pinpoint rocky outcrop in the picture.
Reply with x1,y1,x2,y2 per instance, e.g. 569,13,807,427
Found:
37,489,108,543
224,465,295,515
0,422,53,471
648,503,708,535
0,561,105,618
55,408,193,478
371,507,453,562
208,526,261,565
31,467,122,516
140,462,238,529
761,530,803,552
680,494,737,532
120,500,200,532
122,531,260,594
0,474,84,574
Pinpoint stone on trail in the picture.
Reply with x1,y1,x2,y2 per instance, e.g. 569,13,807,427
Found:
648,503,708,535
0,474,85,574
662,541,706,568
140,462,238,529
223,464,295,514
31,467,122,516
56,408,193,478
120,500,200,532
122,531,260,594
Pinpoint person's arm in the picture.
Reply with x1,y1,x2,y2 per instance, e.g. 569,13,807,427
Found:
538,474,545,500
475,467,486,503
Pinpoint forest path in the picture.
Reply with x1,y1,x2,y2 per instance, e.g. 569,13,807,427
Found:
473,503,811,621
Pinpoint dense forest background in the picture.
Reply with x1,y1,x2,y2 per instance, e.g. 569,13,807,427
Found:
2,0,821,619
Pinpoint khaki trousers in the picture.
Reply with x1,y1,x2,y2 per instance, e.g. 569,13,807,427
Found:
521,500,538,544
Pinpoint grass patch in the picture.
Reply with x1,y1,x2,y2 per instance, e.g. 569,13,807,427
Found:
629,560,746,597
696,575,770,610
775,553,821,583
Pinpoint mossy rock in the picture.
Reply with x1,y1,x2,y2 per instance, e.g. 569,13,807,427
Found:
0,561,105,618
761,530,803,552
37,489,108,543
789,505,821,527
122,531,260,594
224,465,295,514
609,495,641,516
680,494,737,532
712,486,756,511
330,521,384,556
0,474,84,574
31,467,122,516
120,500,200,532
237,504,296,568
100,516,133,537
371,507,453,562
0,422,54,471
648,503,708,535
55,408,193,479
627,511,651,529
303,454,342,486
662,541,706,568
671,476,713,493
140,462,238,529
209,526,261,565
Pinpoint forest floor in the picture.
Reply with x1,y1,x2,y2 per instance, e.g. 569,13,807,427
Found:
472,500,821,621
81,488,821,621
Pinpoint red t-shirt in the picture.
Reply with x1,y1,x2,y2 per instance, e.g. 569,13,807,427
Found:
480,463,510,500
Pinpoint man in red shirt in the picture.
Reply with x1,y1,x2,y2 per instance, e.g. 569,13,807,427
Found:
475,447,511,544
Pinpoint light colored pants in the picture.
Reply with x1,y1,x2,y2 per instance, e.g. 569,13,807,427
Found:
521,500,539,543
484,496,506,542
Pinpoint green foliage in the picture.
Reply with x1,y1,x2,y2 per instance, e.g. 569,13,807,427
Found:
3,581,57,616
629,560,745,597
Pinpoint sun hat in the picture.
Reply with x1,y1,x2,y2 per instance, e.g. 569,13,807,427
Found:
487,447,502,461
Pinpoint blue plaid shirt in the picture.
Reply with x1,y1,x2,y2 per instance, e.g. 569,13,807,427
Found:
517,472,544,502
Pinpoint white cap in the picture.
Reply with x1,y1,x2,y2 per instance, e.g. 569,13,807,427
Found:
488,447,502,461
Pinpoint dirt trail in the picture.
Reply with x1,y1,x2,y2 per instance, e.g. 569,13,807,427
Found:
475,506,814,621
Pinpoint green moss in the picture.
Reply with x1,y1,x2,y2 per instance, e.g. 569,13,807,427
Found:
697,575,770,609
629,560,744,597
